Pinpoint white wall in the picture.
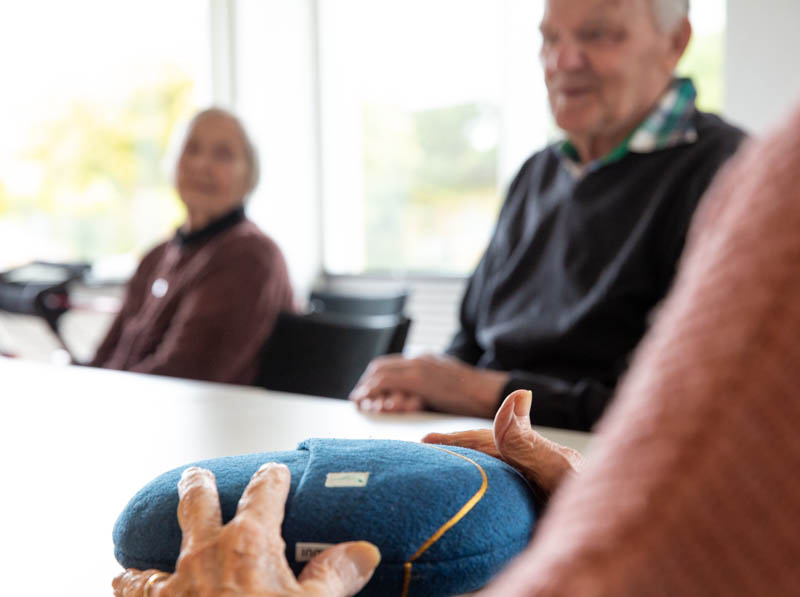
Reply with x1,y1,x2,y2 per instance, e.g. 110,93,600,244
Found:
725,0,800,134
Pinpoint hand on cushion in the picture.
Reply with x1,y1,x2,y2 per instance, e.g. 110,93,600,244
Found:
112,464,380,597
423,390,584,497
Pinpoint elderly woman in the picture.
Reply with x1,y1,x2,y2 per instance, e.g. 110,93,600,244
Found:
114,98,800,596
90,108,293,385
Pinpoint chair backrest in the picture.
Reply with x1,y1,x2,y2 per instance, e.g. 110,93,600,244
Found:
308,289,409,317
255,311,412,400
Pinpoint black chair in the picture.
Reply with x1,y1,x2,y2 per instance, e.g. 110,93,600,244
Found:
308,289,409,317
255,311,411,399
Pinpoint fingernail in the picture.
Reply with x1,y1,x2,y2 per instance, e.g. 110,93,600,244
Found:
514,391,532,418
256,462,288,478
348,542,381,578
181,466,203,481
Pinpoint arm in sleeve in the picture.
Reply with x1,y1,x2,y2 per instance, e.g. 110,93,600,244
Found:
445,267,488,365
446,155,537,366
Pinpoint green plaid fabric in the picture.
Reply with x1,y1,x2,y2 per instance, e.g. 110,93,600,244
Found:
561,78,698,176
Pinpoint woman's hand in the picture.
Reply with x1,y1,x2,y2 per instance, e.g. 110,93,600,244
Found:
423,390,584,497
112,463,380,597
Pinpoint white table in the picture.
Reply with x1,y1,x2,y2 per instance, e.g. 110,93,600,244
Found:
0,357,590,595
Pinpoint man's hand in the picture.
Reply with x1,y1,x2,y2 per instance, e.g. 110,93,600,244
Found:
424,390,584,496
112,464,380,597
349,354,509,418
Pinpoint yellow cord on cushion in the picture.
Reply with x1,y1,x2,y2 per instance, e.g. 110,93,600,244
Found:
400,447,489,597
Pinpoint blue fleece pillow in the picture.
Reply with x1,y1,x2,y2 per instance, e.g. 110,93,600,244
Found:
114,439,538,596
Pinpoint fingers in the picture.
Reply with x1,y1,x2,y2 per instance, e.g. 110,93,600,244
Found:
234,462,291,548
422,429,501,459
493,390,583,495
112,569,143,597
221,463,299,592
298,541,381,597
492,390,534,465
355,392,424,413
177,467,222,550
112,569,173,597
349,356,425,403
348,356,401,399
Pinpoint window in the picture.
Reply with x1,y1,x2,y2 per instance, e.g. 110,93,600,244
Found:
0,1,212,271
0,0,727,280
317,0,726,278
318,0,548,276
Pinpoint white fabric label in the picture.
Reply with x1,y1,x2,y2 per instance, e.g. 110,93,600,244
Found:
324,472,370,488
295,542,335,562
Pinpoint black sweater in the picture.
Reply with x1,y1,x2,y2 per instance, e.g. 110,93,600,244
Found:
446,111,745,431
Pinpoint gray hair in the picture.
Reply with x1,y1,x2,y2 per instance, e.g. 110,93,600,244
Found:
650,0,689,32
188,107,261,196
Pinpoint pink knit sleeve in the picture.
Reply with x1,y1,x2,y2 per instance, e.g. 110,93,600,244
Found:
483,105,800,596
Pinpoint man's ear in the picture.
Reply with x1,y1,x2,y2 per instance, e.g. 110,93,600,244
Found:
668,17,693,69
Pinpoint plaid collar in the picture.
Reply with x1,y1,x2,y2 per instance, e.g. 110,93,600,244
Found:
561,78,698,177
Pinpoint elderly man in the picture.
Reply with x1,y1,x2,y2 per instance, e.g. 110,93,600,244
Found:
349,0,745,430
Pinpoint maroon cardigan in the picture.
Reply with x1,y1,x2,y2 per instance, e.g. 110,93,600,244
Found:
90,214,293,384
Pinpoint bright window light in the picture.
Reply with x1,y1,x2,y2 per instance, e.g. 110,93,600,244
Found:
0,0,212,271
318,0,726,277
318,0,526,276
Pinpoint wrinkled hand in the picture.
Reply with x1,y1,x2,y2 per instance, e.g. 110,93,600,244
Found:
349,354,508,418
424,390,584,497
112,464,380,597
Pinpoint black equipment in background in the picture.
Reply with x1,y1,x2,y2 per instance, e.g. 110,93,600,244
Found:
0,261,90,360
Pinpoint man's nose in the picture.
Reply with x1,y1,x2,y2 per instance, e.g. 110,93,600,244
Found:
544,39,586,72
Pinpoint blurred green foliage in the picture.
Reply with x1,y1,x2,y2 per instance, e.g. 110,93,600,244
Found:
679,31,725,113
0,74,195,267
363,103,500,273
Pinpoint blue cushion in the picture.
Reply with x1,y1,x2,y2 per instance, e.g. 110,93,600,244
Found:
113,439,538,596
